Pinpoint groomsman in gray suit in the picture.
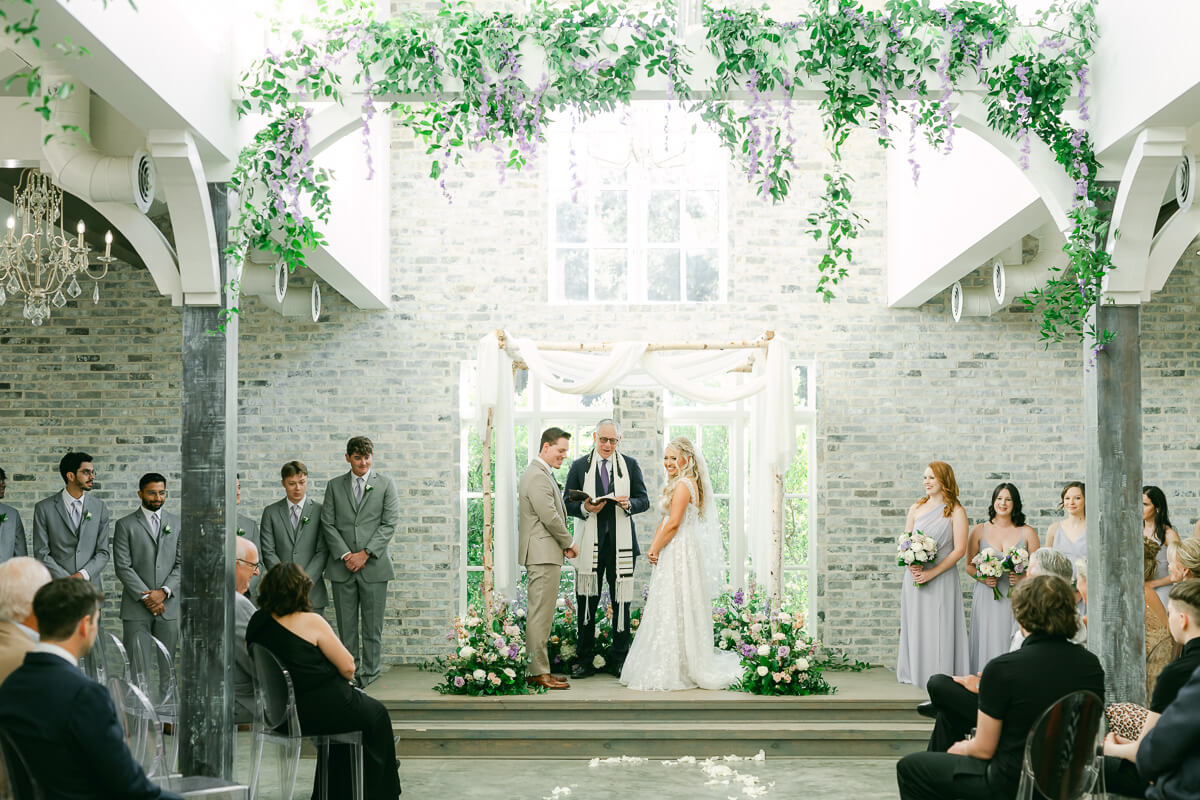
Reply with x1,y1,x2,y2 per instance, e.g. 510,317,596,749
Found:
111,473,183,654
32,452,110,589
235,474,262,598
260,460,327,611
321,436,399,687
0,467,27,563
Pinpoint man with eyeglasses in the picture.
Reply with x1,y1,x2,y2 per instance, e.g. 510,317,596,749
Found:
563,419,650,678
112,473,183,655
0,466,29,563
32,452,111,592
232,536,260,726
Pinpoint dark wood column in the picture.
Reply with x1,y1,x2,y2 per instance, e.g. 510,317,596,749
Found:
1083,304,1145,703
179,183,237,777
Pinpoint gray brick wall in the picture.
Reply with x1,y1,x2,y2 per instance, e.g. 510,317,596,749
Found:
4,108,1200,668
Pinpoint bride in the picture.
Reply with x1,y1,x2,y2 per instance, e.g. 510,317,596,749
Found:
619,436,743,691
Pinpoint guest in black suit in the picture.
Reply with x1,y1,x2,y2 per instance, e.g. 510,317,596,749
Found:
896,574,1105,800
563,419,650,677
0,578,183,800
1103,578,1200,797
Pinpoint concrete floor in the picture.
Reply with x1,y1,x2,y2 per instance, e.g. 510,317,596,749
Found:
237,752,900,800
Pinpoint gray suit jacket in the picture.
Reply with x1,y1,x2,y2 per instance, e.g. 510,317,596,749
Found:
32,492,111,589
0,503,26,562
233,592,256,724
260,497,328,607
237,513,262,597
518,461,572,566
111,508,183,621
321,471,399,583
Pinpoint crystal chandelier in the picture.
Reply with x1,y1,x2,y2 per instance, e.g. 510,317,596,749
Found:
0,169,115,326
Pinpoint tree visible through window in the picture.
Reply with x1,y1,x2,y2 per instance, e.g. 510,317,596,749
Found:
549,104,727,304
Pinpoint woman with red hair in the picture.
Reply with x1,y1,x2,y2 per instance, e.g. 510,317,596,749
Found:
897,461,970,688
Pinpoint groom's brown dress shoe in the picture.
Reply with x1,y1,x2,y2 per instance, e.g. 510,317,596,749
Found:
527,673,570,689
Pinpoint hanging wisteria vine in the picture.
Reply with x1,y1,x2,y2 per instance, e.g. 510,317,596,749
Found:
230,0,1107,344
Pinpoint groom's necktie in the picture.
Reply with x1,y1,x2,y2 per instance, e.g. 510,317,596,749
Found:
600,459,611,495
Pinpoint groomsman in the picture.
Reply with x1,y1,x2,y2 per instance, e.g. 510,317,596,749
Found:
235,474,262,597
112,473,183,655
321,436,399,687
32,452,110,589
563,419,649,677
260,461,327,612
0,467,27,563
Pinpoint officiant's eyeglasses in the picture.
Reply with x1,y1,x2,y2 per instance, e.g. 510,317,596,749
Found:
597,436,621,445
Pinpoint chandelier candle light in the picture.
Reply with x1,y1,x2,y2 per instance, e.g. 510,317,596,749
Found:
0,169,115,326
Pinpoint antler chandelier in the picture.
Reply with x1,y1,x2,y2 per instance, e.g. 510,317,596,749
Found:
0,169,114,326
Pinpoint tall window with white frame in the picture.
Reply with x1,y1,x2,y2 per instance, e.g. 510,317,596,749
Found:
548,103,728,304
459,362,613,614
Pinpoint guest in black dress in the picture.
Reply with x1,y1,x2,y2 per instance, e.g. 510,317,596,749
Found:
247,562,401,799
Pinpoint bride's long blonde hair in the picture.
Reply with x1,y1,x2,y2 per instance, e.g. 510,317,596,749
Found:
663,436,707,517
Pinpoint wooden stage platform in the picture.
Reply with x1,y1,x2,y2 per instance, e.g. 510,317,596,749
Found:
367,666,931,759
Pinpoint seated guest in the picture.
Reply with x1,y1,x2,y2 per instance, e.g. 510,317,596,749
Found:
0,557,51,682
233,536,261,726
897,574,1105,799
0,466,27,563
236,474,262,599
921,547,1074,752
246,563,401,799
0,578,183,799
1103,578,1200,797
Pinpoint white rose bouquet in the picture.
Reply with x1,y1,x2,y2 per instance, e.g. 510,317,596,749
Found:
972,547,1006,601
897,530,938,587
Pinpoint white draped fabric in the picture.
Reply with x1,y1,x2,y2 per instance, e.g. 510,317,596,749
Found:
475,330,796,603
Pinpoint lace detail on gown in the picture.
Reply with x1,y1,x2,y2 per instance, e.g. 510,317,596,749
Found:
619,478,743,691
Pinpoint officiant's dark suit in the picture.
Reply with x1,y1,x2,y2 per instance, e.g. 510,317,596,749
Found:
564,437,649,677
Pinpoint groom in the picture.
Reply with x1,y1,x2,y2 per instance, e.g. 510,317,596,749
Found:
564,419,649,678
519,427,577,690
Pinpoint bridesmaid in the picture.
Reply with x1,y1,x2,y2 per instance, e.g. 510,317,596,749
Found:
966,483,1040,673
897,461,969,688
1143,485,1181,609
1045,481,1087,612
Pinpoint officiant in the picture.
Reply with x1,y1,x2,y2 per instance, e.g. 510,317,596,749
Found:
564,419,650,678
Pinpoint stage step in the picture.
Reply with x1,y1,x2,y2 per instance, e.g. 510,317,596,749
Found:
392,719,931,759
373,667,932,759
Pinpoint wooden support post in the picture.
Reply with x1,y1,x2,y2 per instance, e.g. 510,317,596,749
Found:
481,408,494,622
178,183,236,778
1084,305,1145,703
769,472,785,611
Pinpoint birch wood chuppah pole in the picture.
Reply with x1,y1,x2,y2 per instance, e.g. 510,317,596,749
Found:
477,330,791,617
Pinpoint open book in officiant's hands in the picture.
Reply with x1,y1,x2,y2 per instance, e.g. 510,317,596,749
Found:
567,489,617,504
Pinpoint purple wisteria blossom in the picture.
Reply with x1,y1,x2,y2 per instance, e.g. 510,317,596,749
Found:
1076,67,1090,121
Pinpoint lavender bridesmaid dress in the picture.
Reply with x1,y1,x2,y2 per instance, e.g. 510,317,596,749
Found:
967,526,1014,673
896,502,969,688
1054,525,1088,616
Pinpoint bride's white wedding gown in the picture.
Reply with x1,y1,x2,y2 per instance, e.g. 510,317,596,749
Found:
619,478,743,691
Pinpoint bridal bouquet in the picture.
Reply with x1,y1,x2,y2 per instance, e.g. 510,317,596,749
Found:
972,548,1006,601
1001,546,1030,596
897,531,938,586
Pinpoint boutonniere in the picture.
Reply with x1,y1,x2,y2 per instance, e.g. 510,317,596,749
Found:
83,511,93,521
0,513,6,525
162,524,173,536
237,528,246,537
301,516,310,526
364,483,375,493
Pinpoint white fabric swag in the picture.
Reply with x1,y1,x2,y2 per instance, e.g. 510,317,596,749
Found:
476,331,797,603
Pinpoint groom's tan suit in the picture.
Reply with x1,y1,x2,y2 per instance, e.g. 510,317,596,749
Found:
518,458,573,677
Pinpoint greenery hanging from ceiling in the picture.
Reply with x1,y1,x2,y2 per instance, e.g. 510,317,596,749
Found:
231,0,1106,345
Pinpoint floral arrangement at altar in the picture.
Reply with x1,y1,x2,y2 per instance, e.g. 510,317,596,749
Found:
427,601,532,696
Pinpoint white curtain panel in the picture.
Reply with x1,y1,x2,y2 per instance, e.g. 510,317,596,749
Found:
476,330,797,597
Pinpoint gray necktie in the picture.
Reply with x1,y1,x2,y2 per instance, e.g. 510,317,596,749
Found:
291,505,301,529
151,513,160,539
354,477,364,504
71,500,82,528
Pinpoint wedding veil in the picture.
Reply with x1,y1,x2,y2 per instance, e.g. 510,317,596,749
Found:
691,448,725,604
